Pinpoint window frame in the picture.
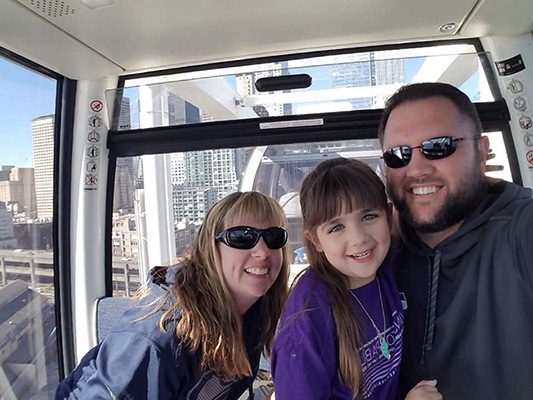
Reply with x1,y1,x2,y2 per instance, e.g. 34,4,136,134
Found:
0,45,77,379
105,38,516,295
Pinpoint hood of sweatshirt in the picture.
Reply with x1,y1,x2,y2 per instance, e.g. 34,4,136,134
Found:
397,180,532,360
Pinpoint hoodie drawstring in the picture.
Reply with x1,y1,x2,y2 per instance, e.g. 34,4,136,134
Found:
248,379,255,399
421,250,441,364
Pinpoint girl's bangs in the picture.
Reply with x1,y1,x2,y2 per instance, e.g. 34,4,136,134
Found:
305,167,387,228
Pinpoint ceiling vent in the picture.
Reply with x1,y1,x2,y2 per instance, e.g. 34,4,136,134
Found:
16,0,76,18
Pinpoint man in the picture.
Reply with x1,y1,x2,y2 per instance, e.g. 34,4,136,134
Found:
378,82,533,399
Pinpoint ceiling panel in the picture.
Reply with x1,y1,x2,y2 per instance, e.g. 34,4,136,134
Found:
0,0,123,79
2,0,532,79
461,0,533,37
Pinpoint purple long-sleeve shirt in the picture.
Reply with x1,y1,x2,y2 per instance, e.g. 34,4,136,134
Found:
272,259,402,400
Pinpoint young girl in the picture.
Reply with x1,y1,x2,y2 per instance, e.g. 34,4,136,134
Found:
271,158,441,400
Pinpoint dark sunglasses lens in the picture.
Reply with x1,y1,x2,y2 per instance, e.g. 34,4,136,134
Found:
263,228,287,249
226,228,258,249
383,146,411,168
421,137,456,159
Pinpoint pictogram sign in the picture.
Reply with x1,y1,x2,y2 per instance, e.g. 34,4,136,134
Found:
519,115,532,130
90,100,104,113
86,161,97,172
88,115,102,128
86,145,99,159
87,130,100,143
85,174,98,185
526,150,533,166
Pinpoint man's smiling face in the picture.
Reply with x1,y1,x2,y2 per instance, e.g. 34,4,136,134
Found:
382,96,488,236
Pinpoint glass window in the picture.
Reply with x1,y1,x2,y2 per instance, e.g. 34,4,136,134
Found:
111,157,142,297
112,129,511,293
112,139,384,293
107,43,495,131
0,56,59,397
484,131,513,182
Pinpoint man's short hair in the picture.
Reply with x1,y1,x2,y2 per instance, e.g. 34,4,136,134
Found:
377,82,483,146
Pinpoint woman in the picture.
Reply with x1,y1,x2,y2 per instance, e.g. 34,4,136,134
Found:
56,191,290,399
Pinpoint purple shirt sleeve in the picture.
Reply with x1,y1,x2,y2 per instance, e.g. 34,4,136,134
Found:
272,272,341,399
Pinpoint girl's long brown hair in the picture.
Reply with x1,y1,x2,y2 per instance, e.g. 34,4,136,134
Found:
146,192,290,378
299,158,389,399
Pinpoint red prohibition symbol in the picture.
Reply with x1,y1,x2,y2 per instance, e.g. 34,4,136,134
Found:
526,150,533,165
90,100,104,113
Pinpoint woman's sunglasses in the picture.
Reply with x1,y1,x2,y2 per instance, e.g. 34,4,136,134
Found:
215,226,288,250
382,135,480,168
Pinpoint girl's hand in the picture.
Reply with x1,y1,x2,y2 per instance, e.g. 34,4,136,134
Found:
405,380,442,400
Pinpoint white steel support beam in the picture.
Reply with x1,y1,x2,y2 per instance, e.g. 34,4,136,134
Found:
166,78,257,119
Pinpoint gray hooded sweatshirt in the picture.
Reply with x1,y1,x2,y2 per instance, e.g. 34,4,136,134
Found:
397,180,533,400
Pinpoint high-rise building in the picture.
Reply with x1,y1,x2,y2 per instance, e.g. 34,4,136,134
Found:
32,115,54,219
187,149,244,196
113,98,135,211
374,56,405,86
119,96,131,130
133,157,143,190
169,148,245,224
13,220,53,250
111,214,138,258
166,95,244,225
171,186,217,224
174,220,200,257
0,166,15,181
168,93,200,125
165,91,245,218
331,53,404,110
0,167,36,217
331,53,372,110
170,153,186,185
114,158,135,211
0,202,17,249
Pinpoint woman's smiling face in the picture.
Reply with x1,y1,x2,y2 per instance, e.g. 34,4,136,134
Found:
217,218,283,314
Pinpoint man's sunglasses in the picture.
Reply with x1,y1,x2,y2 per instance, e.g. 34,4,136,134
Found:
382,135,480,168
215,226,288,250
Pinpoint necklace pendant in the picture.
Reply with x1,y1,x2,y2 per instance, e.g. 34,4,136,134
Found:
380,339,391,359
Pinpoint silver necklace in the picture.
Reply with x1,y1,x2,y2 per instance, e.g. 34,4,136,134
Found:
349,277,391,359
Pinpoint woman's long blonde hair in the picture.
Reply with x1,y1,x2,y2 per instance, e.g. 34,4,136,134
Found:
160,191,290,378
299,158,389,399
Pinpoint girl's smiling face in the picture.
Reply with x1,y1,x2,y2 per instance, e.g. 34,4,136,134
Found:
307,205,391,289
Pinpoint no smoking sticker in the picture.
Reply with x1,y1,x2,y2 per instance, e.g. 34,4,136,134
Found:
85,174,98,185
90,100,104,113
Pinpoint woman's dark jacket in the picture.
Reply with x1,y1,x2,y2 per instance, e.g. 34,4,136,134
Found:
56,268,263,399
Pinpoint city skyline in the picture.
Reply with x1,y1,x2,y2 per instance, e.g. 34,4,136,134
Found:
1,52,482,169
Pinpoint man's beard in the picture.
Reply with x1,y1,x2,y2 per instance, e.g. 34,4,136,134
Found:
387,166,486,234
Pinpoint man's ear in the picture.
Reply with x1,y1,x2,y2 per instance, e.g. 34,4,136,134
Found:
304,230,323,252
478,135,490,172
